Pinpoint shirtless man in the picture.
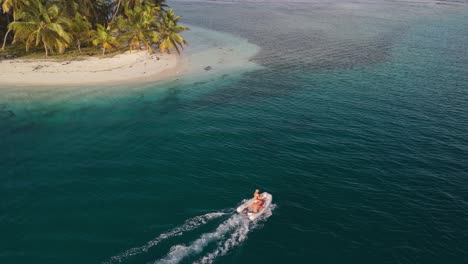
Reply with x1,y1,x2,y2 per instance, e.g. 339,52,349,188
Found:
251,189,264,213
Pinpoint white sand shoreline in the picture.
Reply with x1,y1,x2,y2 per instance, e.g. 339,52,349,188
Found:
0,51,182,87
0,25,261,89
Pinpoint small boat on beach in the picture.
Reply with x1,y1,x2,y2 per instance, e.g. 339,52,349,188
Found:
236,192,273,221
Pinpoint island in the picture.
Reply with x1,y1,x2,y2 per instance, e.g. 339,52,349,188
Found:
0,0,188,86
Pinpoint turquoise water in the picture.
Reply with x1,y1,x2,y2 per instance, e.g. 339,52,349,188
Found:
1,1,468,263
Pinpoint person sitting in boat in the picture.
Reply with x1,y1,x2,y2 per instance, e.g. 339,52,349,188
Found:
241,189,265,215
251,189,265,213
253,189,262,200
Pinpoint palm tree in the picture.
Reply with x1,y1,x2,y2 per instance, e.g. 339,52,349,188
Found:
157,9,188,54
149,0,167,10
1,0,27,50
117,2,160,53
70,13,91,53
55,0,96,17
2,0,187,56
111,0,165,22
8,0,73,57
91,23,119,55
111,0,134,23
55,0,78,17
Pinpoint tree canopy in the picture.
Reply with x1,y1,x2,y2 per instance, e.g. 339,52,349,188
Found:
0,0,188,56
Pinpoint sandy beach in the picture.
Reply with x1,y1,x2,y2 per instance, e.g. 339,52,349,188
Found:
0,51,180,87
0,25,260,89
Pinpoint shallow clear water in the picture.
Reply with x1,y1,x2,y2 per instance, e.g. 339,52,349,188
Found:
1,1,468,263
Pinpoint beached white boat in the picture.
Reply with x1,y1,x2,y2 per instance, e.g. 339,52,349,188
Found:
236,192,273,221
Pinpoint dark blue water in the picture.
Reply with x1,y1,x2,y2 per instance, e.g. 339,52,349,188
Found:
1,1,468,263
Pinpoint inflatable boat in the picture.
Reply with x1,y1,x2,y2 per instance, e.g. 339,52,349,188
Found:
236,192,273,221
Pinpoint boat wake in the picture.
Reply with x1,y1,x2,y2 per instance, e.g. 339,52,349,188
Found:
105,212,226,264
194,205,275,264
105,204,275,264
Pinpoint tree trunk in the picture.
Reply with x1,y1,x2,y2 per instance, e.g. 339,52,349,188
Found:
102,47,106,55
1,28,12,50
43,41,48,57
111,0,122,22
1,13,14,51
77,40,82,53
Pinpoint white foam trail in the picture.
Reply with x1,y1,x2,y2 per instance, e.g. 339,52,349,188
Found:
154,214,249,264
105,212,225,264
195,221,250,264
155,204,276,264
196,204,276,264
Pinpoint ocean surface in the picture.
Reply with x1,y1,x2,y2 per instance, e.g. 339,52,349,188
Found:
1,0,468,263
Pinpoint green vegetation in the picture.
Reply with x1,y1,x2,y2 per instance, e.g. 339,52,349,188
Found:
0,0,188,57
